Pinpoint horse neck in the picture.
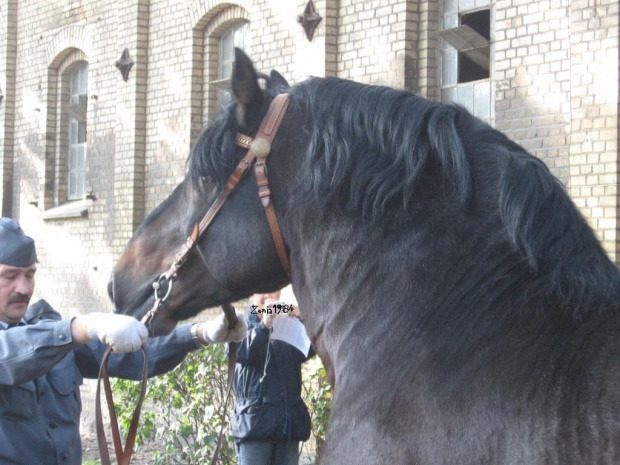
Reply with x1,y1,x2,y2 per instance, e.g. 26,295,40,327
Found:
286,196,620,385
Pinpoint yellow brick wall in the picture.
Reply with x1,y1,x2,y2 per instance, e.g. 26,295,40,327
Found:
0,0,617,314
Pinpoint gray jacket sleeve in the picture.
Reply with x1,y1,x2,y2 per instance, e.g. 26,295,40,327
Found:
0,299,201,385
0,305,78,386
73,323,200,380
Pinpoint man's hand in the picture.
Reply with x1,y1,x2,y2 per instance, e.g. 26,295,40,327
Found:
198,312,248,344
72,313,148,353
262,310,278,328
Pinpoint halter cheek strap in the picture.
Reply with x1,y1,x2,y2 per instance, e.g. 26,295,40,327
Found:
143,93,292,327
238,93,291,275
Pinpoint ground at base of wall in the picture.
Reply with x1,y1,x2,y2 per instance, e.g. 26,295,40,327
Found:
81,431,317,464
81,431,160,464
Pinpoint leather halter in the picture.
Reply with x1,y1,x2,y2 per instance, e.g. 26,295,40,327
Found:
143,92,291,327
96,94,291,465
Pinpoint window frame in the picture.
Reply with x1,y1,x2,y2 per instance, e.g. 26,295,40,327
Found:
439,1,494,124
66,63,88,201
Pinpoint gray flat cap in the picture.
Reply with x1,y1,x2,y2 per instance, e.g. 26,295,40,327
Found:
0,218,37,267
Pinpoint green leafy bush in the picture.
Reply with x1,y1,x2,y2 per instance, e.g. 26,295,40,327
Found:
302,357,332,458
111,343,236,464
111,342,333,464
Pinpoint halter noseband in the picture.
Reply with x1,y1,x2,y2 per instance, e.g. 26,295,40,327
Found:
142,93,291,326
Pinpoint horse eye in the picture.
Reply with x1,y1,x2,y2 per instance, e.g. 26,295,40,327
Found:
197,176,214,189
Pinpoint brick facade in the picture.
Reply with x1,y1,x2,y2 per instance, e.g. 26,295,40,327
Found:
0,0,618,415
0,0,615,311
0,0,616,313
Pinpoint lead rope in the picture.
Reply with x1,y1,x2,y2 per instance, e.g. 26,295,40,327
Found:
209,303,238,465
96,305,238,465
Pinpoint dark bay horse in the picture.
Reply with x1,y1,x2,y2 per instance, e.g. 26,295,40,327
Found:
110,49,620,464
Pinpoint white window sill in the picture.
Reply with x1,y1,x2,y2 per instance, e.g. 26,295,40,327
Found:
41,199,93,220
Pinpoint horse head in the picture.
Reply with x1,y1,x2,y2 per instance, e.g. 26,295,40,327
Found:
110,49,298,336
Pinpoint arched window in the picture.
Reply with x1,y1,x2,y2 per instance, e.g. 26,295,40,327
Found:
44,50,90,212
43,30,93,217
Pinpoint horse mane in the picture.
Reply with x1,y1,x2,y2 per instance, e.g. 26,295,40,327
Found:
288,77,620,320
188,106,239,191
290,78,474,219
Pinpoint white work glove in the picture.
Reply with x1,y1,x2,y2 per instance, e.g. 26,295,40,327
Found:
201,312,248,343
84,313,148,353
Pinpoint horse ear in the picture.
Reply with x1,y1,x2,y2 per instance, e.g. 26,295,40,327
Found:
268,70,290,94
232,48,264,124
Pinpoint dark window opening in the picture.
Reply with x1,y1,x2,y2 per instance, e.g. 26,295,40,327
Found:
458,9,490,83
458,46,490,83
461,9,490,40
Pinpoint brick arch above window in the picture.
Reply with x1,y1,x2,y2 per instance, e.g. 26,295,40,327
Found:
188,0,252,31
204,8,249,37
57,49,88,77
45,25,92,69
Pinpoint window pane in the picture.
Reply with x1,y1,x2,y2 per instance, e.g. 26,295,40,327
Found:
444,13,458,29
219,29,234,80
234,23,250,51
441,87,457,103
69,147,78,170
220,62,233,80
444,0,458,13
474,81,491,119
69,172,77,197
71,71,79,97
233,27,243,49
69,120,78,145
221,30,233,64
80,64,88,94
78,122,87,144
78,145,86,169
456,85,474,111
77,171,85,196
442,50,457,87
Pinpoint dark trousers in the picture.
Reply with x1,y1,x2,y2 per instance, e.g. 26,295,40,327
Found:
236,440,300,465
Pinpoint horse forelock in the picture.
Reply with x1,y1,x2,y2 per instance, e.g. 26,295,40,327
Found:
188,107,240,194
188,75,286,195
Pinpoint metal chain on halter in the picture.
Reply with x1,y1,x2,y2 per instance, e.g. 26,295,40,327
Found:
96,94,292,465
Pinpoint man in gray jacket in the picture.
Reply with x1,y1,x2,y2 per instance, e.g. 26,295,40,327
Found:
0,217,247,465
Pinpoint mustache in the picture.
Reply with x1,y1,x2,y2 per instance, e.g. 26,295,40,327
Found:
8,294,30,304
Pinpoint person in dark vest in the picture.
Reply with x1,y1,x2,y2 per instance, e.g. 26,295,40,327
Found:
0,217,247,465
231,291,314,465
